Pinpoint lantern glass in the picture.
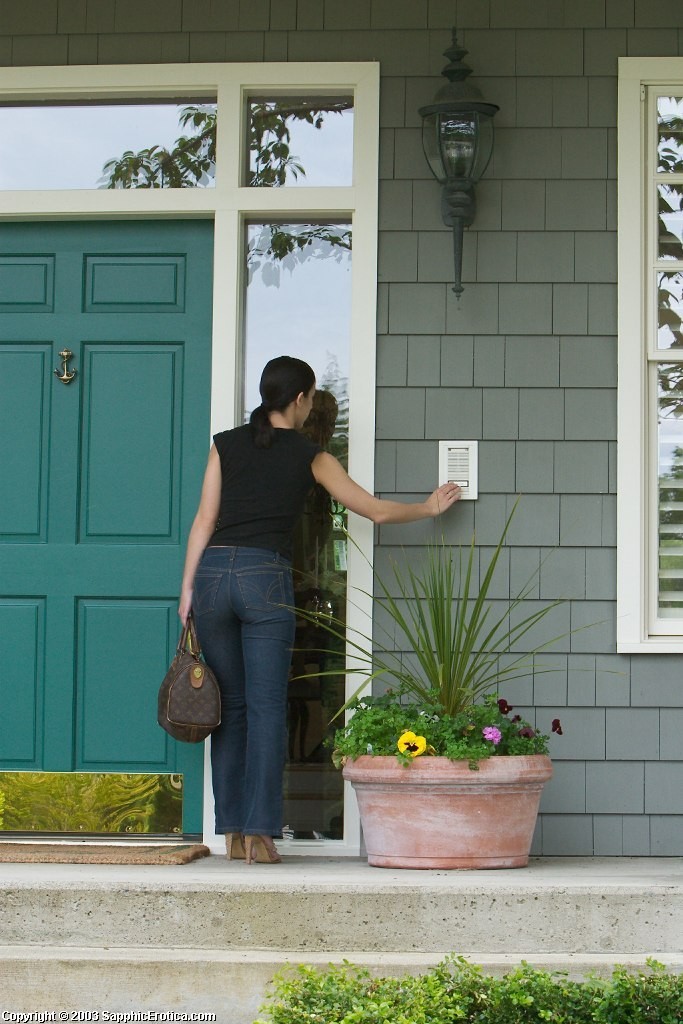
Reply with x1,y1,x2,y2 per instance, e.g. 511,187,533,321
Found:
440,115,477,178
421,110,494,184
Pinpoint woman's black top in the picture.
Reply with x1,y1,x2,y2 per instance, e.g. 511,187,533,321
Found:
207,424,321,559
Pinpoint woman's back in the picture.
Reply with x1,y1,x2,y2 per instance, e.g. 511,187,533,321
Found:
208,424,320,558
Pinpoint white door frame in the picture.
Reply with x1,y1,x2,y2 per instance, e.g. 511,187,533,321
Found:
0,61,379,855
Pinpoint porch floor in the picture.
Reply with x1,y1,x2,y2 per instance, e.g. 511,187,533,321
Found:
1,856,682,1021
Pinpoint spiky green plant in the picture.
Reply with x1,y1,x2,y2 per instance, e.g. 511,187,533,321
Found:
295,499,565,721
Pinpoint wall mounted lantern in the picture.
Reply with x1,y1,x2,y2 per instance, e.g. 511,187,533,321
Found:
419,30,499,298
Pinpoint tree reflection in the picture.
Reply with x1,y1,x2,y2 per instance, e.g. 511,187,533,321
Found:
101,100,353,273
658,103,683,261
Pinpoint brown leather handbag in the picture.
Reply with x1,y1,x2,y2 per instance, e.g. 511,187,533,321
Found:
157,613,221,743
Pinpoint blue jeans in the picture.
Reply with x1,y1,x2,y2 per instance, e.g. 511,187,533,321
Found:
192,545,295,837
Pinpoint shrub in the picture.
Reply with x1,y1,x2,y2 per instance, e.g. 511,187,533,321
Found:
592,962,683,1024
254,956,683,1024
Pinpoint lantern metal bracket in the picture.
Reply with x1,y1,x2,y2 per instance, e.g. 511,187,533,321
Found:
441,182,475,298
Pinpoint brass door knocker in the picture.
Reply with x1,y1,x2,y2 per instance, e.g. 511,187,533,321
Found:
54,349,77,384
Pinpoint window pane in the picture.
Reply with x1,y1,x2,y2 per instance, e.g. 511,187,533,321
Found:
247,98,353,187
658,96,683,173
0,103,216,189
658,183,683,260
243,221,351,839
657,271,683,349
658,363,683,616
0,771,183,833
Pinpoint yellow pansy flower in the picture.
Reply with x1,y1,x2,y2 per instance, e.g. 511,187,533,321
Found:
397,731,427,757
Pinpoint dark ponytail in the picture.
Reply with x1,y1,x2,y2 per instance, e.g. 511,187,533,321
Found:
249,404,274,449
250,356,315,449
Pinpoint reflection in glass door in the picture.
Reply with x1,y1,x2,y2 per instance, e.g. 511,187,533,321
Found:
243,221,351,839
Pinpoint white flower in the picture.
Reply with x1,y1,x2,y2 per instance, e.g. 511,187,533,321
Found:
418,710,440,722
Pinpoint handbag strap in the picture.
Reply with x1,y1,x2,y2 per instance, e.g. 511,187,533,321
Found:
181,612,202,658
176,614,196,657
177,612,205,659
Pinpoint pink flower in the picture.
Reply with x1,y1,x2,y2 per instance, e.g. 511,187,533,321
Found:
482,726,502,745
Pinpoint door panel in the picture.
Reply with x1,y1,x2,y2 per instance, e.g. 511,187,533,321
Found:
0,255,55,311
0,345,51,538
84,255,186,312
76,599,175,768
79,344,182,540
0,221,213,834
1,599,45,766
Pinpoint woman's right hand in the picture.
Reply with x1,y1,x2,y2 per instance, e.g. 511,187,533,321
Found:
424,482,462,518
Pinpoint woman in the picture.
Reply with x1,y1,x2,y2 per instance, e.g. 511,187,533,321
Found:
179,355,461,864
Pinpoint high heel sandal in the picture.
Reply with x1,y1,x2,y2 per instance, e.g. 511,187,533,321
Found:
225,833,246,860
244,834,281,864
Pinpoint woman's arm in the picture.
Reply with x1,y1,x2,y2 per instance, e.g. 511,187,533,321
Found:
178,445,222,624
311,451,461,524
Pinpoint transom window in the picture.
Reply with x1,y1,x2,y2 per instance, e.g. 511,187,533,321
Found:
0,102,216,189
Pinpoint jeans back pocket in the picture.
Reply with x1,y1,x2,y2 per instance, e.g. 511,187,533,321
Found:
193,570,223,616
236,567,287,612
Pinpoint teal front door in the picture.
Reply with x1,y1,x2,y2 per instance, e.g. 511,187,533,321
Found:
0,220,213,835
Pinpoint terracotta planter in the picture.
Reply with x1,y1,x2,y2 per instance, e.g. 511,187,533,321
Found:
343,754,552,869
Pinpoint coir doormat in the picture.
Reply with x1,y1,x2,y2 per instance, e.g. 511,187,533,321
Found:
0,843,211,865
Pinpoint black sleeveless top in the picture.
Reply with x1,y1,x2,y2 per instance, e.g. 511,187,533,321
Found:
207,424,320,559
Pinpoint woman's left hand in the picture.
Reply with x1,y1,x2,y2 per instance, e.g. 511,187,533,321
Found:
178,588,193,625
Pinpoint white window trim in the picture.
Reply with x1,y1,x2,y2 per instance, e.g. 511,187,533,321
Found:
0,61,379,853
618,57,683,652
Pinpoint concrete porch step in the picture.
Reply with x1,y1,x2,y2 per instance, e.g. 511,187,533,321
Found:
1,856,682,1022
5,947,683,1024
